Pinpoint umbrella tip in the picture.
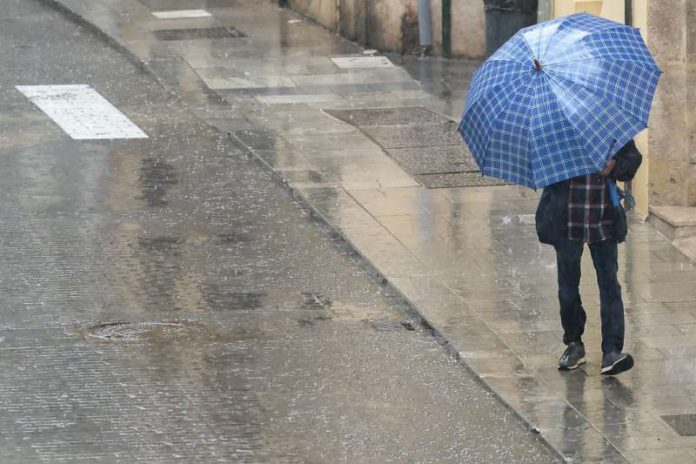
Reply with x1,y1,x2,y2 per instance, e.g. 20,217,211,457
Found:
533,59,542,71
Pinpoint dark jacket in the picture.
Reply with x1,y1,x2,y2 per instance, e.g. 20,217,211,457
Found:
535,140,643,246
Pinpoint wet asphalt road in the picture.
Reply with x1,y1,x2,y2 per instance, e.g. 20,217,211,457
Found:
0,0,558,462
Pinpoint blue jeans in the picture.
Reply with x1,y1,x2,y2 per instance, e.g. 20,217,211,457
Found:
554,237,625,354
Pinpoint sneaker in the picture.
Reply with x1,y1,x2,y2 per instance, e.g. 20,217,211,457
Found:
558,341,586,370
601,352,634,375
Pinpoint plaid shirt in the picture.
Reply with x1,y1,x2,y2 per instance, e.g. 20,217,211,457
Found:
568,174,614,243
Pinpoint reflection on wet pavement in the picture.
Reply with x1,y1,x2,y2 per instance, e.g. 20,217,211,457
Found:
0,0,562,461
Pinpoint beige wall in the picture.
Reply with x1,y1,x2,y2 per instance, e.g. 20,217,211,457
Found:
288,0,338,30
685,0,696,204
647,0,689,206
288,0,485,59
554,0,624,21
632,0,650,216
451,0,486,57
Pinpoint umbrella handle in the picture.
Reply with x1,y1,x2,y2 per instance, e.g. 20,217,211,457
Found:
608,179,621,208
608,179,636,209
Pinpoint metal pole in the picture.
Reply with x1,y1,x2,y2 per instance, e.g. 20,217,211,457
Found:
625,0,633,26
418,0,432,49
442,0,452,58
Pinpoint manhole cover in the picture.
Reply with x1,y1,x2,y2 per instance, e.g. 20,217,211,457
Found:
84,321,199,342
662,414,696,436
154,26,245,41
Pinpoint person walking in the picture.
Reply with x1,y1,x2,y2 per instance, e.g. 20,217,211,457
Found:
535,141,642,375
458,14,660,374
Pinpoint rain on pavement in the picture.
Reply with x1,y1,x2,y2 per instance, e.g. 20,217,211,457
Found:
0,0,561,462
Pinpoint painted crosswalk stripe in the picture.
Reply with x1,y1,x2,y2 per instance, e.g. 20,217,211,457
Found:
16,85,148,140
152,9,211,19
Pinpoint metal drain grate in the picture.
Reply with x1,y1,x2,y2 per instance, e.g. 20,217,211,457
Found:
300,292,332,310
415,172,508,188
217,232,253,244
662,414,696,436
154,26,245,41
323,106,500,188
138,236,182,253
369,320,417,332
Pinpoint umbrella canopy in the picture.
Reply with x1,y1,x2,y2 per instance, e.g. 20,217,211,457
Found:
459,13,661,189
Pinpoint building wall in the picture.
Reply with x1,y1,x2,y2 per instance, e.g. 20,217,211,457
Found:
554,0,624,20
646,0,688,207
631,0,650,215
452,0,486,57
287,0,486,59
288,0,338,30
684,0,696,204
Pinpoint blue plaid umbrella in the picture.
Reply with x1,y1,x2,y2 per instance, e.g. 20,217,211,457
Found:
458,13,661,189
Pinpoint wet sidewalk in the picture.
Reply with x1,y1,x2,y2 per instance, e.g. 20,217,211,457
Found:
41,0,696,461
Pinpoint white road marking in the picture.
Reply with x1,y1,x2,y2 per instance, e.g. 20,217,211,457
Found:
17,85,148,140
331,56,394,69
152,9,211,19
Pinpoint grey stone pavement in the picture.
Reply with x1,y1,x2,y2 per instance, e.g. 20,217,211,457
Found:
14,0,696,461
0,0,562,462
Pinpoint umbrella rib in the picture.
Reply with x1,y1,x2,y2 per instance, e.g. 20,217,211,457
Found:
544,69,650,129
478,78,535,180
544,57,660,68
542,22,641,64
539,77,600,184
545,73,640,173
464,61,529,113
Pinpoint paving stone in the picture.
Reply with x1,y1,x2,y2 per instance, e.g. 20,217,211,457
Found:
415,172,509,188
325,107,447,126
361,122,462,148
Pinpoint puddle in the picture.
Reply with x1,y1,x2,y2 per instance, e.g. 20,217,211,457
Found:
204,287,266,311
138,158,178,207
